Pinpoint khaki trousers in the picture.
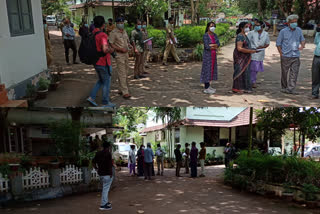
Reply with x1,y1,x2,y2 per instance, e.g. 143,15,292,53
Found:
134,52,144,77
115,53,130,95
163,43,180,63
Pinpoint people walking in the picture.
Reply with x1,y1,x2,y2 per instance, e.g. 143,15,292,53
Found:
184,143,190,174
155,144,165,176
137,145,145,177
174,144,182,177
201,21,220,94
311,21,320,99
144,143,154,180
109,17,132,99
62,18,78,65
232,22,258,94
247,20,270,88
276,14,305,95
163,17,181,66
87,16,116,108
131,20,146,79
128,145,136,176
199,142,206,177
92,141,113,211
190,142,198,178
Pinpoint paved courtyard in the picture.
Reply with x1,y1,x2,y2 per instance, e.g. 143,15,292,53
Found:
2,166,318,214
35,27,319,107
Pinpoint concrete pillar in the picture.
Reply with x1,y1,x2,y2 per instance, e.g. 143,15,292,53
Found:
49,168,61,188
81,167,91,184
10,172,23,196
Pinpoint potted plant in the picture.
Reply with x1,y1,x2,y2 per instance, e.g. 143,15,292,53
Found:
49,72,61,91
37,77,50,99
282,182,295,202
301,183,319,208
25,84,37,107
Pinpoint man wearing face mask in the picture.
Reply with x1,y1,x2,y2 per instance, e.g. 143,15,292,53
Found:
247,20,270,88
276,14,305,95
62,18,79,65
163,17,181,66
109,17,132,99
131,20,146,79
311,21,320,99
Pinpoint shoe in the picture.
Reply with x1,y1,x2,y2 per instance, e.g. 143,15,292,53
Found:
280,88,288,94
157,173,160,176
244,90,253,94
204,88,216,94
145,65,150,69
123,94,131,99
134,76,140,79
101,102,116,108
143,71,150,74
208,87,216,93
287,90,299,95
99,204,112,211
311,96,319,99
162,62,168,66
87,97,98,107
199,174,205,177
139,75,147,79
73,62,79,64
252,83,257,88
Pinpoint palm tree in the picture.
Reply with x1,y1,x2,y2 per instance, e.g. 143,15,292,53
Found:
151,107,181,158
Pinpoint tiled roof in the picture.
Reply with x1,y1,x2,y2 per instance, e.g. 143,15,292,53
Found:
141,108,257,133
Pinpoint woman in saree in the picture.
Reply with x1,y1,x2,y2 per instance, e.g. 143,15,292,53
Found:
200,22,220,94
232,22,259,93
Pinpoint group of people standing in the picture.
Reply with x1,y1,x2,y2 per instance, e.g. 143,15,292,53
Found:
201,14,320,99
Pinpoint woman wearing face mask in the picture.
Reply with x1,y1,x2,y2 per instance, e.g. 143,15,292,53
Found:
79,20,89,39
200,22,220,94
247,20,270,88
232,22,258,93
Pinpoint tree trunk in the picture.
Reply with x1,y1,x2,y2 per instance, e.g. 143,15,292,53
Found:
293,127,296,153
112,0,115,21
195,0,200,24
281,135,285,154
191,0,195,24
168,0,172,20
257,0,263,18
248,107,253,157
0,108,9,153
301,132,305,158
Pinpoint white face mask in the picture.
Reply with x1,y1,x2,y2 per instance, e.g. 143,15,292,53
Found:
244,28,250,33
209,26,216,33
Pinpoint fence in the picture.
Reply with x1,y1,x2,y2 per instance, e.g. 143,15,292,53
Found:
60,165,83,184
91,168,99,181
0,173,9,192
23,167,50,190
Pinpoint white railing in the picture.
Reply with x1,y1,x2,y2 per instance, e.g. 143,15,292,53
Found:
60,165,83,184
23,167,49,190
0,173,9,192
91,168,99,181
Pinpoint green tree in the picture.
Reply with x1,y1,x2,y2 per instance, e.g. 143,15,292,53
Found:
41,0,70,16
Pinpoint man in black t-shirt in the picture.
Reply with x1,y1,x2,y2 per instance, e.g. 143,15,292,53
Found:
174,144,182,177
93,141,113,210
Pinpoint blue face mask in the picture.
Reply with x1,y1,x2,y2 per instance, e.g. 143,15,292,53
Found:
254,26,261,31
84,24,88,27
137,25,141,30
290,23,298,29
142,25,147,29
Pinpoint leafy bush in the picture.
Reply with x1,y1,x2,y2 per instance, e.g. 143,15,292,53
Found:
228,150,320,189
193,43,204,61
37,77,50,91
26,84,37,98
302,183,320,201
0,163,11,177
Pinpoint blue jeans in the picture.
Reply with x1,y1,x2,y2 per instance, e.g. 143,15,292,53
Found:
90,65,112,105
100,175,113,206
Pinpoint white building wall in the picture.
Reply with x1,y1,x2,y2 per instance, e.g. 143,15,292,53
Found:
0,0,47,99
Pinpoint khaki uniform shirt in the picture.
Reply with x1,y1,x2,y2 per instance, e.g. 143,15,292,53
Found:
109,28,130,56
131,28,144,53
166,23,175,43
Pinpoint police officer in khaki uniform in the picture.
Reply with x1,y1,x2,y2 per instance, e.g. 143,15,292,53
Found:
131,20,146,79
109,17,132,99
163,17,181,66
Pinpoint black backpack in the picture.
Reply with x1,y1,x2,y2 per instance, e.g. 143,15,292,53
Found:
78,31,105,65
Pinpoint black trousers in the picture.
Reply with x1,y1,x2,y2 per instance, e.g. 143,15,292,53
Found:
64,39,77,63
144,162,153,179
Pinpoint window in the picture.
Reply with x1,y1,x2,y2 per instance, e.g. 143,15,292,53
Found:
175,128,180,144
6,0,34,37
204,127,219,147
8,127,27,153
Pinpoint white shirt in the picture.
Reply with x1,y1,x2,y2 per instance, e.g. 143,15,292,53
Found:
128,149,136,164
247,30,270,61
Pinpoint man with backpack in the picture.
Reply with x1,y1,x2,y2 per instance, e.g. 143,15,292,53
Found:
109,17,132,99
155,143,165,176
85,16,116,108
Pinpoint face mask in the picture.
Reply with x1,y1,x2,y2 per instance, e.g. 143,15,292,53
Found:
137,25,141,30
142,25,147,29
244,28,250,33
254,26,261,31
209,26,216,32
84,24,88,27
316,27,320,33
142,147,145,149
290,23,298,29
44,24,47,29
117,24,124,29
